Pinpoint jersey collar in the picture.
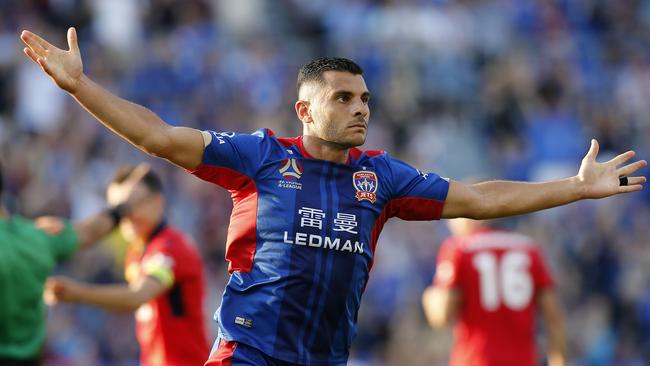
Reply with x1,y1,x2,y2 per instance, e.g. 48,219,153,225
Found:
146,219,168,244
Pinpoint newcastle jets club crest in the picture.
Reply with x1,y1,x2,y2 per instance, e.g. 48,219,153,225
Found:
353,171,378,204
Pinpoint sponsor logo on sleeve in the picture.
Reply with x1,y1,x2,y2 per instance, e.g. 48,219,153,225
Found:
211,131,236,144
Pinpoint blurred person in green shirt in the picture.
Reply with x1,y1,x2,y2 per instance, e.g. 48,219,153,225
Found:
0,160,138,366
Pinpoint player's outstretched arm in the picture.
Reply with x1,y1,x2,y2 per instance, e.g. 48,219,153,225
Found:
20,28,204,170
441,139,647,219
44,275,168,312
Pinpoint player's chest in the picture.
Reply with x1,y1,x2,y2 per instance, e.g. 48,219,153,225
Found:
256,157,387,212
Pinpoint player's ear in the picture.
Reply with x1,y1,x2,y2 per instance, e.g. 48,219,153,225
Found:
295,100,313,124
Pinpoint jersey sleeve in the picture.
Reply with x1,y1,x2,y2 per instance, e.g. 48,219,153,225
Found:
529,246,554,290
141,240,177,289
190,129,271,187
433,238,464,289
48,220,80,262
384,155,449,220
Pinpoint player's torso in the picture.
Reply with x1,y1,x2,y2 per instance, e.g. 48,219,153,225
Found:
0,217,57,355
124,229,207,364
454,231,539,366
220,144,391,363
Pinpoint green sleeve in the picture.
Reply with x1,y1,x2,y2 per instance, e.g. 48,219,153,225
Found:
48,220,80,261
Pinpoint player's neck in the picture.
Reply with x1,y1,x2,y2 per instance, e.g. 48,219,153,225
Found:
302,135,350,164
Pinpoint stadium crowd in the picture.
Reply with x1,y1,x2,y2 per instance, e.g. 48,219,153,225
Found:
1,0,650,365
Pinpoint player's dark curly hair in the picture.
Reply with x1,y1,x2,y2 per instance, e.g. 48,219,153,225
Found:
111,165,163,193
296,57,364,94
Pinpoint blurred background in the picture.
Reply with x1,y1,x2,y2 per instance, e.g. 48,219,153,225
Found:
1,0,650,365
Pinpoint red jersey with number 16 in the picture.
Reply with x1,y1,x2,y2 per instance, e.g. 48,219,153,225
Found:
434,228,554,366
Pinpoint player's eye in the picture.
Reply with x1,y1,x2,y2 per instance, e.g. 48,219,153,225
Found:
336,95,350,103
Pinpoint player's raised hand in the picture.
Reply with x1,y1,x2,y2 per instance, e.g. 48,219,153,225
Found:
20,27,83,93
43,276,81,305
577,139,647,198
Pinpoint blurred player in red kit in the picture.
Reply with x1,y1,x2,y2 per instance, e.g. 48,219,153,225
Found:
423,218,567,366
43,166,210,366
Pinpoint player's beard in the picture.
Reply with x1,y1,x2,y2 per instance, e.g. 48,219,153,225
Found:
322,120,366,149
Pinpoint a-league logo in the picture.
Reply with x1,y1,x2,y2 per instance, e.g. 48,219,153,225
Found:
279,158,303,180
353,171,378,204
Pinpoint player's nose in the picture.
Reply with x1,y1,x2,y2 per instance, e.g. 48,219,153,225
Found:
352,100,369,119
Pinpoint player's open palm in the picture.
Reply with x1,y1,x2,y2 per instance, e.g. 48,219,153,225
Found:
20,27,83,94
578,139,647,198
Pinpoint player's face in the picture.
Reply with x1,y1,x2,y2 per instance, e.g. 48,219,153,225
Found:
309,71,370,148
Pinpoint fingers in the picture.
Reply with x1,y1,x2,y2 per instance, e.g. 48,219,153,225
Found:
67,27,79,54
23,47,39,64
619,184,644,193
126,163,151,185
617,159,647,176
610,150,637,168
43,278,62,305
626,176,647,185
36,56,53,76
20,30,52,56
117,163,152,203
618,176,646,193
23,46,53,77
585,139,599,161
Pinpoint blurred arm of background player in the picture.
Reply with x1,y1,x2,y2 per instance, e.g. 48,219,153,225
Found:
538,289,568,366
421,285,460,328
39,210,167,312
42,164,168,312
36,209,120,251
20,28,207,171
43,274,167,312
35,164,151,251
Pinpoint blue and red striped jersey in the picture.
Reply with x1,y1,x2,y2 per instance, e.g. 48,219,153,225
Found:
191,129,449,365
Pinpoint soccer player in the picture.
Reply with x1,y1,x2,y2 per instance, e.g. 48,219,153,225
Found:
0,160,136,366
20,28,645,366
43,166,210,366
422,218,567,366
